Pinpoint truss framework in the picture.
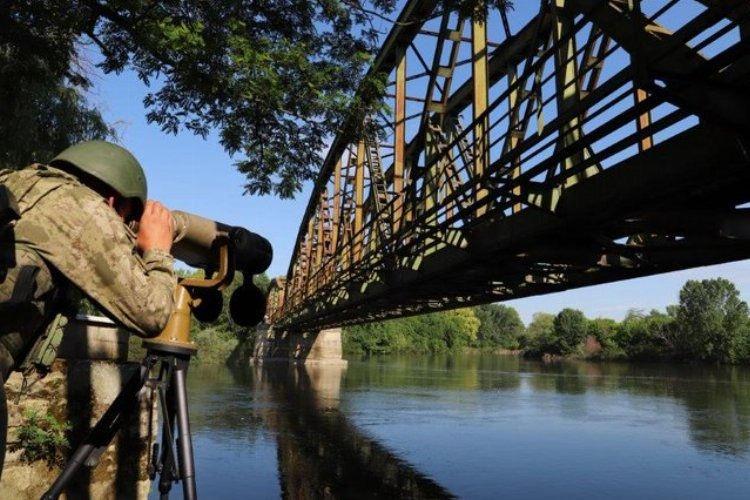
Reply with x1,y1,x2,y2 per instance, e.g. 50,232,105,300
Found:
268,0,750,331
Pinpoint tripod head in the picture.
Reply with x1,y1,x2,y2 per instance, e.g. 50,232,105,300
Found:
143,211,273,354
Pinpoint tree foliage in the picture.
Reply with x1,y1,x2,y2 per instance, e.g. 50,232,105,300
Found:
587,317,622,359
551,308,588,355
613,309,674,360
474,303,523,349
0,1,113,168
520,279,750,364
2,0,389,195
674,279,750,363
344,308,479,355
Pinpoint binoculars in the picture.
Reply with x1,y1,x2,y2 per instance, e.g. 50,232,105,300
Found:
169,211,272,328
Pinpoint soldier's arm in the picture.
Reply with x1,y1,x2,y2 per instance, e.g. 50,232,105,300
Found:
60,198,177,337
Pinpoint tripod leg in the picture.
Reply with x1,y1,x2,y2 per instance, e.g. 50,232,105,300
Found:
42,362,150,500
173,357,197,500
157,360,178,499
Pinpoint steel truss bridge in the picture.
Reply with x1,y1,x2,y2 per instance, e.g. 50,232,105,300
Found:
268,0,750,332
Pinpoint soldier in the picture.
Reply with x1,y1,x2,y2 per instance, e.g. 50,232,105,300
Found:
0,140,177,476
0,139,177,378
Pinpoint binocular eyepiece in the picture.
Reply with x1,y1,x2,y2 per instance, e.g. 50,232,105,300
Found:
170,211,272,327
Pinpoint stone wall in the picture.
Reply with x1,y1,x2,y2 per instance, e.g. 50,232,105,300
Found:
0,316,155,499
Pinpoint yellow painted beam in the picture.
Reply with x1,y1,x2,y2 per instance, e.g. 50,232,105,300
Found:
472,10,489,217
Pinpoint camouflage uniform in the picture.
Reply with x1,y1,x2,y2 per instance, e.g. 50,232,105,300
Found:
0,164,176,377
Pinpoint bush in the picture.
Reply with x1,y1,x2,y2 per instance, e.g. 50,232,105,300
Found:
343,308,479,355
520,313,555,356
192,327,240,364
614,309,674,360
587,318,624,359
12,410,70,466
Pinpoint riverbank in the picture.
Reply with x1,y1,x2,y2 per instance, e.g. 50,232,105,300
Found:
342,278,750,366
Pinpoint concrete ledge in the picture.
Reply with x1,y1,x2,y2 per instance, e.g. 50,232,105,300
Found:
58,315,130,362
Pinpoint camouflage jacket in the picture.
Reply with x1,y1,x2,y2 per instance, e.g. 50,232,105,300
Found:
0,164,176,338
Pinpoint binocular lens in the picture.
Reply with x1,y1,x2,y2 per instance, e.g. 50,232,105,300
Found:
230,283,267,327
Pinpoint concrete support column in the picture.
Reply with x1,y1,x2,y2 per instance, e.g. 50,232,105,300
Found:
252,324,347,366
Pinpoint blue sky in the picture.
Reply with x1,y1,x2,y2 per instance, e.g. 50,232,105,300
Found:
82,1,750,324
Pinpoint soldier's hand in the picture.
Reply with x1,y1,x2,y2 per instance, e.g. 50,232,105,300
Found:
137,200,174,253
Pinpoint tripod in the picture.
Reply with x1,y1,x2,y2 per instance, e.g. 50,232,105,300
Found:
42,342,197,500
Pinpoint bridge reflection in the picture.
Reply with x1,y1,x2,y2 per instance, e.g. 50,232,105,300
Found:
253,363,454,499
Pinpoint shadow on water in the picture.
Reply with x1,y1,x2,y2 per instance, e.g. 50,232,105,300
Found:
254,363,455,499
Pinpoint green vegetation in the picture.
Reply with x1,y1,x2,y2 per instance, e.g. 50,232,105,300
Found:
11,409,70,466
523,278,750,364
474,304,524,349
344,278,750,365
344,308,480,355
673,278,750,363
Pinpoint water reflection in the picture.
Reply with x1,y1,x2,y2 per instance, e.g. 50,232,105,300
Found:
343,354,750,458
255,363,455,499
182,355,750,499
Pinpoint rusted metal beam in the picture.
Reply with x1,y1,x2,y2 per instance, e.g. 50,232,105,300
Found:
394,48,407,232
354,140,365,262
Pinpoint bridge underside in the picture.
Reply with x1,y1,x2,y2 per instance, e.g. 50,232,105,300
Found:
269,0,750,331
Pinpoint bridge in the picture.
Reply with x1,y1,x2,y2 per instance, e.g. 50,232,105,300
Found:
266,0,750,336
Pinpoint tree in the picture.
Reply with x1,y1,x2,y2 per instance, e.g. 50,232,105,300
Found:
438,308,480,349
3,1,512,197
343,307,479,355
551,308,587,355
525,313,554,338
521,312,554,348
0,5,113,168
474,303,523,349
674,278,750,363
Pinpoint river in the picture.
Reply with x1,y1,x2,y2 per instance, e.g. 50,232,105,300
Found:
159,354,750,499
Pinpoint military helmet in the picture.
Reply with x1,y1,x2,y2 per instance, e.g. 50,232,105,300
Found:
50,140,147,205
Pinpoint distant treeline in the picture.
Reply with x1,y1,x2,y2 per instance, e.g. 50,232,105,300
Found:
343,278,750,364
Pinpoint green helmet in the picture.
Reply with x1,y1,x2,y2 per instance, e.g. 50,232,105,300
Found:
50,140,147,205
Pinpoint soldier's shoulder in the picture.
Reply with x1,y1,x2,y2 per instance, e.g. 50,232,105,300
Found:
32,166,114,220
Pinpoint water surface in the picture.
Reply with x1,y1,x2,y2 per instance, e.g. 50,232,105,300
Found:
161,354,750,499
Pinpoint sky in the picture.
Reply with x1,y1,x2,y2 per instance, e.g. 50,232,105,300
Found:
82,0,750,325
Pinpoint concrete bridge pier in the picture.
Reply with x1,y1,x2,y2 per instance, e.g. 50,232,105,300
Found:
252,324,347,366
